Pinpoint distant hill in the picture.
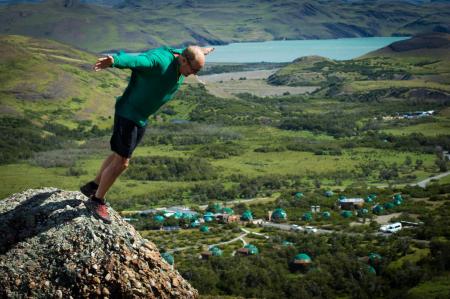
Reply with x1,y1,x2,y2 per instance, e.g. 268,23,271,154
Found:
267,33,450,100
363,32,450,58
0,0,449,52
267,56,333,86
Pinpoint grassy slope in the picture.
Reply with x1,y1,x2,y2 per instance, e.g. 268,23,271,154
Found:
0,0,449,52
0,34,127,128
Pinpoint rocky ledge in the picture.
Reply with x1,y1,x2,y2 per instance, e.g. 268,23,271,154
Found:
0,188,198,298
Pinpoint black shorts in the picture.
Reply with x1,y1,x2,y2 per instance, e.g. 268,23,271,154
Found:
110,114,146,158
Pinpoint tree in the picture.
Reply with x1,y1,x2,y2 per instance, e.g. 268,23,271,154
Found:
435,158,448,172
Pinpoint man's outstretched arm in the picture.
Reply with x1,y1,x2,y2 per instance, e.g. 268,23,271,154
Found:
93,52,156,71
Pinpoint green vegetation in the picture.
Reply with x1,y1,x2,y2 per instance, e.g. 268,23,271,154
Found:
0,33,449,297
1,1,449,52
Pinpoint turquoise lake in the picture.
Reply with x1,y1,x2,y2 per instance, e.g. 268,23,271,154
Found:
206,37,410,63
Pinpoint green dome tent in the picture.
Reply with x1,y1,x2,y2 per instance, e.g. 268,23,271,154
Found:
368,253,382,267
271,208,287,222
322,211,331,219
173,212,183,219
282,241,294,247
209,246,223,257
161,252,174,265
241,210,253,221
295,192,304,199
341,210,353,218
203,212,215,222
339,195,347,200
357,208,369,217
384,202,395,210
372,205,384,215
200,225,209,233
325,190,334,197
302,212,313,221
393,194,403,201
294,253,312,264
293,253,312,269
182,213,196,220
365,196,373,203
393,198,403,206
222,207,234,215
244,244,259,255
190,219,200,228
206,203,222,213
153,215,165,223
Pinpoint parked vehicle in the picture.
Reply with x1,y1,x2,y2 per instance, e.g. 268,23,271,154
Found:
290,224,303,232
305,226,318,233
380,222,402,233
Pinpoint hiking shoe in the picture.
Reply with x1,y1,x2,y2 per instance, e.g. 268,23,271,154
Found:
80,181,98,198
86,196,111,224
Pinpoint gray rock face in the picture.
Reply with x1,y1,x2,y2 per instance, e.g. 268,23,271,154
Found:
0,188,198,298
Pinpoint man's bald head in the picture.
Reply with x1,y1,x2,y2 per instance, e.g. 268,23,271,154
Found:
182,46,205,69
178,45,214,76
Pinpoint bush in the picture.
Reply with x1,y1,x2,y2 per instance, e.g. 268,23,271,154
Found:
124,156,217,181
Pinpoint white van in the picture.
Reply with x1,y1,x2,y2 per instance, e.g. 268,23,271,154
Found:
305,226,318,233
380,222,402,233
290,224,304,232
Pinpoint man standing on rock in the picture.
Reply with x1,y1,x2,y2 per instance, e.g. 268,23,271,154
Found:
80,45,214,223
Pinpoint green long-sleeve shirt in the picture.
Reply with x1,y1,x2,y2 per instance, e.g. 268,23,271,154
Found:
111,46,185,127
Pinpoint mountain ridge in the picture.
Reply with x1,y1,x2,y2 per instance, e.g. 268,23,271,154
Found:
0,0,449,52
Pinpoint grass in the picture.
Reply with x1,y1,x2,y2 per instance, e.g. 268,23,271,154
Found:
387,248,430,271
406,273,450,299
437,175,450,185
348,80,450,93
382,118,450,137
0,142,437,203
205,79,318,98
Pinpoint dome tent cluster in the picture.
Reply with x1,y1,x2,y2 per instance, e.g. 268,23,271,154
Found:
204,203,254,224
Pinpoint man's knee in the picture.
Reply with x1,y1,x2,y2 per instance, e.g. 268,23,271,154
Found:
113,154,130,170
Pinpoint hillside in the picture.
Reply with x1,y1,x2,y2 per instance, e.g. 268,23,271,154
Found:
267,32,450,101
363,32,450,58
0,187,198,298
0,34,126,126
0,0,449,52
0,34,130,163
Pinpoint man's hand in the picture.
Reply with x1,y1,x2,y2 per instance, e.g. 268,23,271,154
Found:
201,47,215,56
93,55,114,71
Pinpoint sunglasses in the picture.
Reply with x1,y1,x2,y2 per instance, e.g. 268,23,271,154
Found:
183,55,202,74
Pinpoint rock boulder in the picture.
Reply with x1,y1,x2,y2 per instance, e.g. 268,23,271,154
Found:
0,188,198,298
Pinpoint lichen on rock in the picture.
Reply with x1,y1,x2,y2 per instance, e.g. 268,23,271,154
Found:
0,188,198,298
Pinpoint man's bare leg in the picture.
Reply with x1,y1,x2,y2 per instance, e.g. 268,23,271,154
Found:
93,153,116,185
95,153,129,199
